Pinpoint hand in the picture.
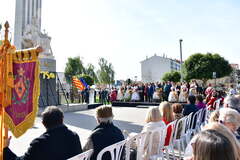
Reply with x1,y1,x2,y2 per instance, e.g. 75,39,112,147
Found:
36,46,43,53
4,136,11,148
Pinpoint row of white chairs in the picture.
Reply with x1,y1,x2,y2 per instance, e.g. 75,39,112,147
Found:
69,108,211,160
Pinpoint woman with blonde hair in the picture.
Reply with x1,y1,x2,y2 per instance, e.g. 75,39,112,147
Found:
141,107,166,160
159,101,174,146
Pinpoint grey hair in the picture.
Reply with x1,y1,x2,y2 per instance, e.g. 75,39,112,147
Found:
219,108,240,125
224,96,240,108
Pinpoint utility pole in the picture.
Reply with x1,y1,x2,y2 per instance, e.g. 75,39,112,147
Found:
179,39,183,82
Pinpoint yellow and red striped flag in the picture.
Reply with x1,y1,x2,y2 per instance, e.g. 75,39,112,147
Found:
72,77,85,91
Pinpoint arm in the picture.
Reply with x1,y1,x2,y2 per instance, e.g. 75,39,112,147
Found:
4,138,42,160
83,137,94,152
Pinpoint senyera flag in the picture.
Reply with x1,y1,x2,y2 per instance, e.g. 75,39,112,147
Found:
4,49,40,138
72,76,85,91
79,77,88,88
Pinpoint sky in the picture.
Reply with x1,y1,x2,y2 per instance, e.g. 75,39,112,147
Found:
1,0,240,80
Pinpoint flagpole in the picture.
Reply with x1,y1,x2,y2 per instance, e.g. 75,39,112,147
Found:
0,21,10,160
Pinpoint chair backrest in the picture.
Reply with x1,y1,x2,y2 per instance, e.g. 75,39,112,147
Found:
125,132,147,160
148,127,167,155
185,112,194,132
97,139,127,160
68,149,93,160
173,116,187,140
165,120,177,145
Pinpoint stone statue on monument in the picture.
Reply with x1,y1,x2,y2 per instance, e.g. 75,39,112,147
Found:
22,17,54,59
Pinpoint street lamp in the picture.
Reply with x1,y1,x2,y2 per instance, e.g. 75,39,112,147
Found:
179,39,183,82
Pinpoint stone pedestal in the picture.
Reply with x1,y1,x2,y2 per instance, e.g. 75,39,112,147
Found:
39,58,58,107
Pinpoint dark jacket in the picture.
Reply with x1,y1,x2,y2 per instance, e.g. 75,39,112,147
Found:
4,125,82,160
183,104,198,116
90,122,124,160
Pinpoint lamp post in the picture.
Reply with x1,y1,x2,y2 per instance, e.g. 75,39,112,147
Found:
179,39,183,82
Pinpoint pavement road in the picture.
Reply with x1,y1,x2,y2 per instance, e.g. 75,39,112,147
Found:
9,106,149,155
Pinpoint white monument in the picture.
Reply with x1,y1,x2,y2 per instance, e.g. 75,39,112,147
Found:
14,0,56,72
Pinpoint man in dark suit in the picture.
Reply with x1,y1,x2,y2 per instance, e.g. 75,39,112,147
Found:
183,95,199,116
4,106,82,160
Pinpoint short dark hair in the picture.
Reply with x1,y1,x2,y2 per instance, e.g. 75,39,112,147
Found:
188,95,196,104
196,95,203,102
41,106,64,129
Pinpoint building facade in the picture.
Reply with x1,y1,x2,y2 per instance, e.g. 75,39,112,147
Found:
141,55,181,82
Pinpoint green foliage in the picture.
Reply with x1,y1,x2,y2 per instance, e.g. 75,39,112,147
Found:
85,63,98,83
97,58,115,85
77,74,94,86
162,71,181,82
64,57,86,83
183,53,233,82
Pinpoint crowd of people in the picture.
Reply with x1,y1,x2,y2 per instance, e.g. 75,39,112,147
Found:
3,83,240,160
104,81,236,104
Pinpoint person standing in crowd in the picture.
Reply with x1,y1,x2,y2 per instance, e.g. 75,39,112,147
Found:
183,95,198,116
163,81,171,101
83,106,124,160
148,83,155,102
179,84,188,102
229,84,238,95
168,87,178,102
117,87,124,101
4,106,82,160
144,83,149,102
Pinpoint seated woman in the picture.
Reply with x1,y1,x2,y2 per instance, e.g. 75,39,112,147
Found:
141,107,166,160
207,91,218,110
159,101,174,146
189,130,238,160
196,95,206,110
184,122,240,159
219,107,240,141
172,103,183,139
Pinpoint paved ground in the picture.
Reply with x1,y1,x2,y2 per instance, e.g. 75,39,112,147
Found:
9,106,148,155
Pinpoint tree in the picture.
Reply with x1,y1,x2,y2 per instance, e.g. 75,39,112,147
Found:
64,57,86,83
97,58,115,85
77,74,94,86
162,71,181,82
85,63,98,83
183,53,233,82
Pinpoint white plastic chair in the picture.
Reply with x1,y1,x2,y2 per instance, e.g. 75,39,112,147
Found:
125,132,147,160
147,127,167,160
151,120,177,160
96,139,127,160
68,149,93,160
172,116,188,159
184,112,194,144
